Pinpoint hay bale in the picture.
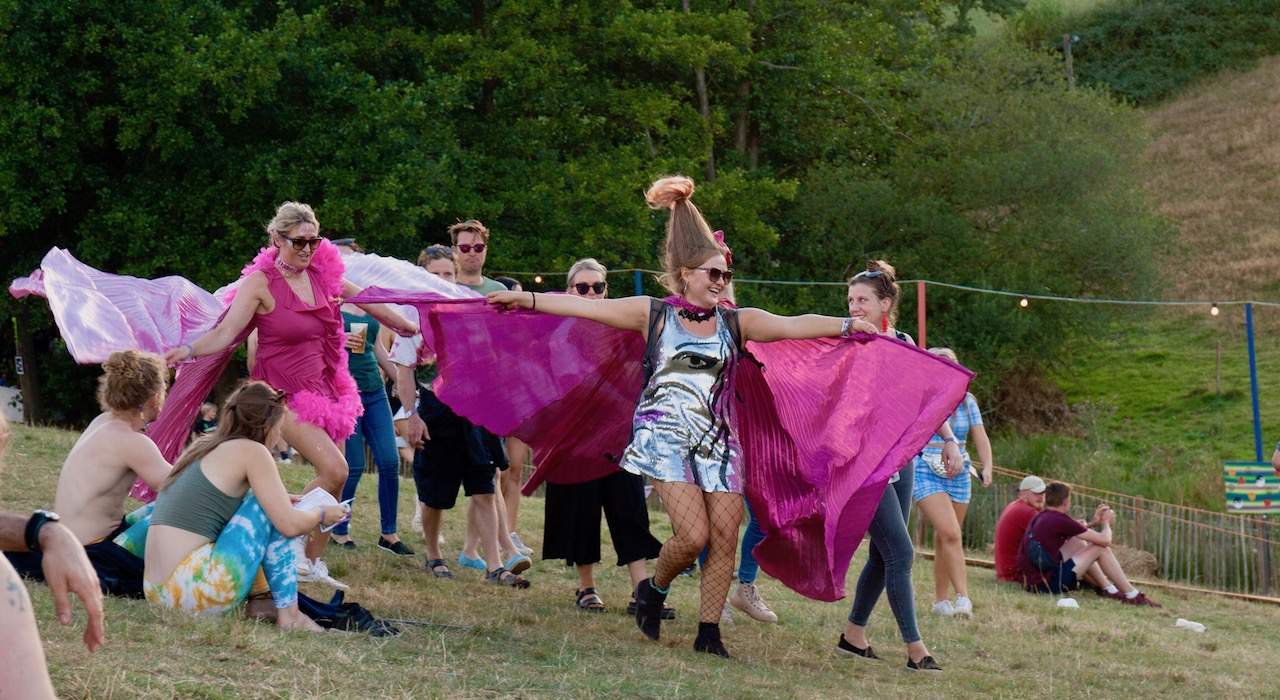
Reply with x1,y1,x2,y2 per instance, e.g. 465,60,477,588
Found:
1113,543,1159,578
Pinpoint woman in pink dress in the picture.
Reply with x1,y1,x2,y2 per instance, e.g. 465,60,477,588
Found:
164,202,416,571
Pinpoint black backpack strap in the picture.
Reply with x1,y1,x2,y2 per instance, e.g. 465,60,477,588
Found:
641,298,666,383
721,306,744,355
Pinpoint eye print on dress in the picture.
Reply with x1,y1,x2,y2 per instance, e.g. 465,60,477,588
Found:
671,351,720,371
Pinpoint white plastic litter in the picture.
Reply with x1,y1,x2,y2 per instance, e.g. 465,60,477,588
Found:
1056,597,1080,609
1175,618,1207,633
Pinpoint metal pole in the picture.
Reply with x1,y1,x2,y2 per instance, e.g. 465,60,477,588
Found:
917,280,927,347
633,269,643,297
1246,302,1263,462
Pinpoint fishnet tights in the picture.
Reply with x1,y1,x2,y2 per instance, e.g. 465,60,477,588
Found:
652,482,744,623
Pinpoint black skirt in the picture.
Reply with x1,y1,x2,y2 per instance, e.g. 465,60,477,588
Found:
542,470,662,567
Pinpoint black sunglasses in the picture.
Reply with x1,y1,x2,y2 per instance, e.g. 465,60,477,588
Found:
694,267,734,285
456,243,486,254
850,270,885,281
279,233,324,252
573,282,607,295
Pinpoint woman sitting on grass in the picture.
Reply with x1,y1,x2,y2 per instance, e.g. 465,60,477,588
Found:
119,381,348,631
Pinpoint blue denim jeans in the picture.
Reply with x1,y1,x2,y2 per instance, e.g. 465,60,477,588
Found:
738,498,765,584
848,467,920,644
696,497,765,583
334,388,401,536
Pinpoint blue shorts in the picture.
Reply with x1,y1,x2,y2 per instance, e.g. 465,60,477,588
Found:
1025,558,1080,594
911,458,972,504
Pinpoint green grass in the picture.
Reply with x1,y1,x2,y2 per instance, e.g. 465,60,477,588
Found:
992,308,1280,509
4,423,1280,698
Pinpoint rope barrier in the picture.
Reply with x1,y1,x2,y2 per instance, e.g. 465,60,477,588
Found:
490,269,1280,307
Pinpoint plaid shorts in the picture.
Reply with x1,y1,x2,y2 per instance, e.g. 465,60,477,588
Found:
911,458,972,504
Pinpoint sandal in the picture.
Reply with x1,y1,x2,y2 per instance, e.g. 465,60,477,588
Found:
576,587,607,613
485,566,530,589
425,558,454,579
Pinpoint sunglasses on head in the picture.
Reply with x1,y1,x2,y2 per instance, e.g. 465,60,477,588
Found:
456,243,486,254
851,270,885,281
279,233,324,252
694,267,733,285
573,282,607,295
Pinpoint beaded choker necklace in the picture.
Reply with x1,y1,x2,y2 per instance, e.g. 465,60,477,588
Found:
274,256,303,276
665,295,715,322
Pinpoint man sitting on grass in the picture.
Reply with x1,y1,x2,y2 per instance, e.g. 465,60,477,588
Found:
1015,481,1159,607
4,350,171,597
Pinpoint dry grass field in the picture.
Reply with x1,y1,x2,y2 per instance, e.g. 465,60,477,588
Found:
1145,56,1280,300
4,424,1279,699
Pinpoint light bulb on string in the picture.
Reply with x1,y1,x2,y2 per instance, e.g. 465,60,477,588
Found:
533,275,543,284
1210,304,1220,317
1019,297,1029,308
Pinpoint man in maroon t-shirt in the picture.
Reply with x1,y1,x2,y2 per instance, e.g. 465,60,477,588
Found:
1015,482,1159,606
993,476,1046,582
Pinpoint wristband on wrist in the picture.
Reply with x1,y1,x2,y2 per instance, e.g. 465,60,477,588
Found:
530,292,537,311
24,510,60,553
183,343,196,359
943,437,958,445
840,318,854,338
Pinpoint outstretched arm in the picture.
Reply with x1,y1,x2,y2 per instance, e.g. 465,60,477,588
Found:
342,280,418,336
737,308,846,343
1,512,106,654
163,272,267,365
488,291,650,333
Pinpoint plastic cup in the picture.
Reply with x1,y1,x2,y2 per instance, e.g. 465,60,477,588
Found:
349,323,368,353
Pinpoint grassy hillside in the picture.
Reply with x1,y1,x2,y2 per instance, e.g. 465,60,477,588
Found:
982,18,1280,510
1002,309,1280,509
3,424,1279,698
1146,55,1280,301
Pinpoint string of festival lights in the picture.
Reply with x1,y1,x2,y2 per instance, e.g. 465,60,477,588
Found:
490,267,1280,315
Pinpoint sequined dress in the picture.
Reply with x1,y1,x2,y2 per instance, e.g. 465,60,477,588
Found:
618,304,743,493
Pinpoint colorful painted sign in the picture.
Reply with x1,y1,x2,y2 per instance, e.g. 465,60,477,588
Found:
1223,462,1280,514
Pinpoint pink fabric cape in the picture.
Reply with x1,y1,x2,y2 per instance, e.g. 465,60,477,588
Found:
347,289,974,601
10,247,466,502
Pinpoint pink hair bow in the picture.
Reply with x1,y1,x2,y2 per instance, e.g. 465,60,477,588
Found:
712,230,733,266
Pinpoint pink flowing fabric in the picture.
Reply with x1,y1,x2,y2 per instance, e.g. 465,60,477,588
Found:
347,289,973,601
10,246,465,502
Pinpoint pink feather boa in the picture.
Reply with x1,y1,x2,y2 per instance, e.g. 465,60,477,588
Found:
231,241,363,444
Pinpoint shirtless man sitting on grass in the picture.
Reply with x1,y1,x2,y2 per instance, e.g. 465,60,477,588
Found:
5,350,171,596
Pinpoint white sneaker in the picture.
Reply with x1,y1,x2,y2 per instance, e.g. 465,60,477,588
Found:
297,557,349,591
729,582,779,623
509,532,534,556
953,596,973,618
931,600,956,617
720,606,734,624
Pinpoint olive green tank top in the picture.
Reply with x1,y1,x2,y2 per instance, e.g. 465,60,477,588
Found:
150,460,245,541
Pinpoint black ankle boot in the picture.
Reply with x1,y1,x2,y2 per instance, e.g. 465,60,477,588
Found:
634,578,667,641
693,622,731,658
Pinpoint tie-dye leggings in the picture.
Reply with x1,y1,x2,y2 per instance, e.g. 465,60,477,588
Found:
114,493,299,614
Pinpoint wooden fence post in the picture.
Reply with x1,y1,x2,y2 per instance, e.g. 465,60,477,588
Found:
1260,517,1273,596
1063,34,1076,89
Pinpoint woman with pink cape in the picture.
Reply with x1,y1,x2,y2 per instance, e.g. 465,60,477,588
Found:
160,202,417,578
355,175,973,658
